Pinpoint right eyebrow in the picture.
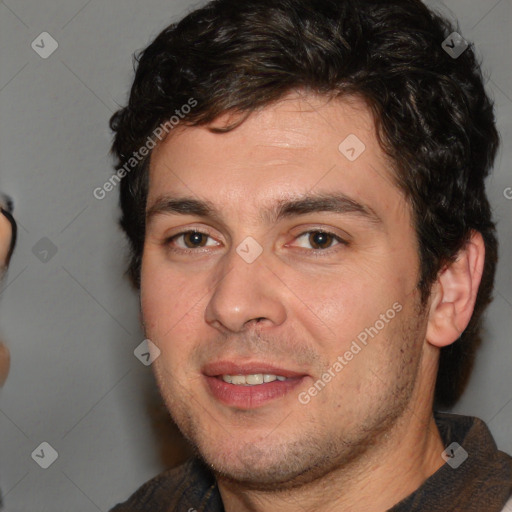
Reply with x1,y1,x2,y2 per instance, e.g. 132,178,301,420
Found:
146,196,222,225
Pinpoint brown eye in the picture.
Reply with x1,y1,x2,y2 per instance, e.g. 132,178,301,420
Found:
182,231,208,248
167,230,219,252
308,231,335,250
293,230,344,251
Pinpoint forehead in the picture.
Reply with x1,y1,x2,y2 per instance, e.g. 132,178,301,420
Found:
147,91,406,223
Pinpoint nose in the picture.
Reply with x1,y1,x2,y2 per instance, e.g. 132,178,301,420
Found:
204,247,287,333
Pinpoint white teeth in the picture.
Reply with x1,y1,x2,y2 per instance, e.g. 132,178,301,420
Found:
221,374,287,385
231,375,246,385
246,374,264,385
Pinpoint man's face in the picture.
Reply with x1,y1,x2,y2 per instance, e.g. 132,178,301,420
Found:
141,92,430,487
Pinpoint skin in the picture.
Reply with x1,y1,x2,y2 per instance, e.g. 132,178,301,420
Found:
0,208,13,386
141,91,484,512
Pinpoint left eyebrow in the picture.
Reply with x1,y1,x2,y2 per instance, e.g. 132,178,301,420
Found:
146,192,382,226
270,193,382,225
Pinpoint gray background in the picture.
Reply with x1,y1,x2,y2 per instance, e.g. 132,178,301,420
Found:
0,0,511,510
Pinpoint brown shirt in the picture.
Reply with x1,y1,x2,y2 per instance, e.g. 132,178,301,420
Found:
110,412,512,512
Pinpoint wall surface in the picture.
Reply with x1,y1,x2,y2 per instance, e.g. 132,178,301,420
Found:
0,0,510,510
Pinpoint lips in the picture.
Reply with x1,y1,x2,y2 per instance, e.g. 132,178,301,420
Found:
202,360,309,409
202,361,307,379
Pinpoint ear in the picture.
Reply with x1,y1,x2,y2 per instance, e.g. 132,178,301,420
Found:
426,231,485,348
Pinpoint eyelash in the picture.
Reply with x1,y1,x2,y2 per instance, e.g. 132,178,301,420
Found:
164,229,348,256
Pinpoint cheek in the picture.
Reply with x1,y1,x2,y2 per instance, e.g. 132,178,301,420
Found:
289,261,392,319
140,273,169,334
141,259,187,335
140,257,212,356
299,271,415,376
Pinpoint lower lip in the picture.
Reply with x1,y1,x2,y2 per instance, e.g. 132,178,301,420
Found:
204,375,306,409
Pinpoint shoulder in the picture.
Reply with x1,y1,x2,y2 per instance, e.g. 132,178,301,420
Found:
109,457,221,512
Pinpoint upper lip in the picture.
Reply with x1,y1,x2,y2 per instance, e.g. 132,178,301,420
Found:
203,360,308,378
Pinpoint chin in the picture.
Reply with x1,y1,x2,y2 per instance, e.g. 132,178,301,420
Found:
208,455,306,487
195,433,331,489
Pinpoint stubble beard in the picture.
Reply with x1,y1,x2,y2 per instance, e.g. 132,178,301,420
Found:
151,307,427,492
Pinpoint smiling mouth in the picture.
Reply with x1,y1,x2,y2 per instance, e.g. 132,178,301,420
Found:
202,361,308,408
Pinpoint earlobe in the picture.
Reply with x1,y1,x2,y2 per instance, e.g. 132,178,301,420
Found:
426,231,485,348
